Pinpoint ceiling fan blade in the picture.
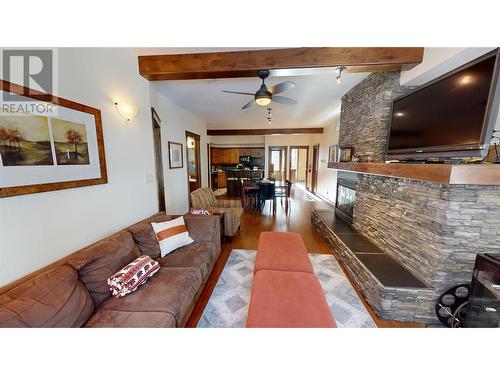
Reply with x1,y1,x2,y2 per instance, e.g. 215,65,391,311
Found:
242,100,255,110
222,90,255,96
268,81,295,95
272,96,297,106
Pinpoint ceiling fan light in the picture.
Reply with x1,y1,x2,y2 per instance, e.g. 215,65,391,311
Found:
256,97,272,106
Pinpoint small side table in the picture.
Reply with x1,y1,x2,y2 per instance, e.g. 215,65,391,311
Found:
210,212,225,243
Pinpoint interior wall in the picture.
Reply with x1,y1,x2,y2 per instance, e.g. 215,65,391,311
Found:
296,149,307,181
208,135,265,146
312,117,340,204
149,87,208,215
264,134,314,180
400,47,500,137
0,48,158,287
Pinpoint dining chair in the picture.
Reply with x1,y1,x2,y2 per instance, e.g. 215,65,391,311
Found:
241,181,259,210
258,182,276,214
275,179,292,213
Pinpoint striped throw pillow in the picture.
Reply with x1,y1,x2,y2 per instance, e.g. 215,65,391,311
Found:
151,216,194,257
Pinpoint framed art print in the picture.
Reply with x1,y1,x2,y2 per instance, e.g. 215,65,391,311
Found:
339,147,354,162
0,80,107,198
328,145,339,163
168,141,183,169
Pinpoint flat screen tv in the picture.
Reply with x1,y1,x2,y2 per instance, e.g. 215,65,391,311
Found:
386,48,500,160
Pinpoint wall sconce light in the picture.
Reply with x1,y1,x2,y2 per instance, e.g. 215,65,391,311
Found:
114,102,139,123
336,66,346,84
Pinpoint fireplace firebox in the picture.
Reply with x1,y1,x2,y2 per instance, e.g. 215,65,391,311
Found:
335,172,358,224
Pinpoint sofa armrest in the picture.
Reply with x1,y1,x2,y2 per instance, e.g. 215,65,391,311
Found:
213,199,242,209
183,214,221,252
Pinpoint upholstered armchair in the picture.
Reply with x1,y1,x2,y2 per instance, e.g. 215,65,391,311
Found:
190,187,243,238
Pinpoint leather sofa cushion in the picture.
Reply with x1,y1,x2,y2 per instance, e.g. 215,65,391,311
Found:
156,242,218,281
0,266,94,328
255,231,314,274
247,270,336,328
127,213,172,258
85,309,176,328
97,267,203,327
67,231,140,306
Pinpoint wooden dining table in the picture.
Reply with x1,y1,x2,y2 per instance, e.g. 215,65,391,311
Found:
241,179,288,210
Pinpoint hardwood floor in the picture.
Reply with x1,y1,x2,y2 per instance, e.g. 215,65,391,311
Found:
185,185,423,328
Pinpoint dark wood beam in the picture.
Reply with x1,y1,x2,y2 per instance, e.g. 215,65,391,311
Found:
138,47,424,81
207,128,323,136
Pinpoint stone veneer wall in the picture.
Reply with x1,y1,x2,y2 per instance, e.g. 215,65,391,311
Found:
338,72,414,162
354,175,500,290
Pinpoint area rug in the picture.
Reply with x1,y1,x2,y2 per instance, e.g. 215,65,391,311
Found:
197,249,377,328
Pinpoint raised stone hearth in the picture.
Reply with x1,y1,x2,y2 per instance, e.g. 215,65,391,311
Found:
312,210,439,323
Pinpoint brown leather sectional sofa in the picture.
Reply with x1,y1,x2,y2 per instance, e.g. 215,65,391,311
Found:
0,212,220,328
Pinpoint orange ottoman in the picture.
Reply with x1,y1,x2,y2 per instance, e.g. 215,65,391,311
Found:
254,232,314,274
246,270,336,328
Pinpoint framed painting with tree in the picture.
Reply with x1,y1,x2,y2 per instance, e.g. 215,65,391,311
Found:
0,80,108,198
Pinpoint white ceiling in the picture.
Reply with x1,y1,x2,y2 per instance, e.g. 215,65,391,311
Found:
137,48,368,129
152,71,368,129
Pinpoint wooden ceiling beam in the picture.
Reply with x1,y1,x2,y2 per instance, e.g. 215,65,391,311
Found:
138,47,424,81
207,128,323,136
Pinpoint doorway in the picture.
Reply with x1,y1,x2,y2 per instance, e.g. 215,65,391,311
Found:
186,131,201,200
151,108,165,212
311,144,319,193
289,146,309,184
268,146,287,180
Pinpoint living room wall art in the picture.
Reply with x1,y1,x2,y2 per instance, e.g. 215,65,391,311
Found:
168,141,183,169
0,80,107,198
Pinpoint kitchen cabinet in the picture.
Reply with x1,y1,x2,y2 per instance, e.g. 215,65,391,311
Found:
211,148,239,165
211,147,264,165
218,171,227,187
211,171,227,189
228,149,239,164
210,148,222,164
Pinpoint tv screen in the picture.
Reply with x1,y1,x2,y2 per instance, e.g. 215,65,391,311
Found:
387,50,500,159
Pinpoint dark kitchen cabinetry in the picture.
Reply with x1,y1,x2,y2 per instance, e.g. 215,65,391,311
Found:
465,253,500,328
210,147,265,165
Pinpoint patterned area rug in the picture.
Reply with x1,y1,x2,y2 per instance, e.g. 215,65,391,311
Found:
197,249,377,328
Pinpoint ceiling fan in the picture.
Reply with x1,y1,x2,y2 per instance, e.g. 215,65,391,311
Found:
222,70,297,110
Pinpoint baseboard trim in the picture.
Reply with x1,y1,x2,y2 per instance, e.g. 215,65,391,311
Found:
315,193,335,207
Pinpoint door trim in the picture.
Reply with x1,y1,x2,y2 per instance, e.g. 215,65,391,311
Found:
268,146,288,180
151,107,165,212
311,144,320,193
288,145,309,184
186,131,201,206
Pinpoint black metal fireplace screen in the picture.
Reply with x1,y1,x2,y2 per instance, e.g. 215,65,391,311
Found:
335,172,358,223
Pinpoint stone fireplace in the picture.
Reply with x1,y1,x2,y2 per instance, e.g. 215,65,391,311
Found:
335,172,358,224
312,71,500,323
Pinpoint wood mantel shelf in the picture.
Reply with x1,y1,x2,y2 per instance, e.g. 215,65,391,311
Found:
328,162,500,185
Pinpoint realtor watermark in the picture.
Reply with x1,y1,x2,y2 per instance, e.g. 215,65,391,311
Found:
1,48,58,116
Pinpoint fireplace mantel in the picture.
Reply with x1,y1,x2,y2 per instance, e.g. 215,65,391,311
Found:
327,162,500,185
